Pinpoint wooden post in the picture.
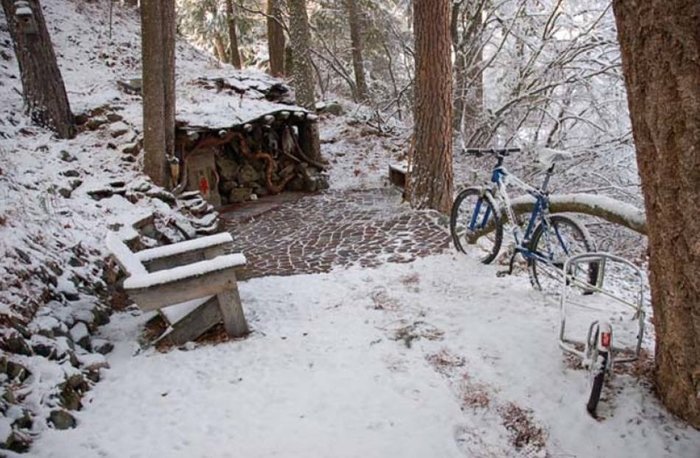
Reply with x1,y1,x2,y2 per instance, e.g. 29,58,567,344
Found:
216,280,249,337
203,249,249,337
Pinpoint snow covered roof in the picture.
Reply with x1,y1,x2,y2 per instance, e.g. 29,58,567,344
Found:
176,74,308,131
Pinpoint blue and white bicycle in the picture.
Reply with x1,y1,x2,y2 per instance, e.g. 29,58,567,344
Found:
450,147,597,292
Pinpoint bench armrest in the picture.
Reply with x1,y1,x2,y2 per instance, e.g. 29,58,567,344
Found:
105,232,148,276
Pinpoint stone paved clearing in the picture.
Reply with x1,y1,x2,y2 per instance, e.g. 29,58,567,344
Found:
222,188,450,278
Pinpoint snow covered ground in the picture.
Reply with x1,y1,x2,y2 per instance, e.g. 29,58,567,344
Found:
31,255,699,457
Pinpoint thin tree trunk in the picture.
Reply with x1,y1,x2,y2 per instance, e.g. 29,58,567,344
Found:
407,0,453,213
225,0,242,69
344,0,368,102
141,0,175,187
213,34,227,62
162,0,175,180
287,0,321,162
1,0,74,138
267,0,285,77
613,0,700,428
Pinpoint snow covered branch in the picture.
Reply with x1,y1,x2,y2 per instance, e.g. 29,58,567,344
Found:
466,193,646,243
514,194,646,234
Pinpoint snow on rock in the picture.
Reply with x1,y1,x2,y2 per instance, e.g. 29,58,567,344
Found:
68,323,89,347
0,416,11,444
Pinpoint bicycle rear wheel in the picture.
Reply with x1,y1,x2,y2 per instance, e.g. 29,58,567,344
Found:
528,214,595,293
450,187,503,264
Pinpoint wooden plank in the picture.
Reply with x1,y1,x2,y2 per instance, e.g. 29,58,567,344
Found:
216,271,249,337
126,267,240,311
388,164,407,188
156,296,222,346
142,243,234,272
160,296,212,324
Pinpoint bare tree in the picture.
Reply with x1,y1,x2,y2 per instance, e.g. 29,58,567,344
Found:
267,0,285,76
287,0,321,162
225,0,242,68
1,0,74,138
344,0,369,102
407,0,453,213
451,0,486,142
141,0,176,187
613,0,700,428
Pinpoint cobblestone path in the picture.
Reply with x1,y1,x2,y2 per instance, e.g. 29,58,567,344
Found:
222,188,451,279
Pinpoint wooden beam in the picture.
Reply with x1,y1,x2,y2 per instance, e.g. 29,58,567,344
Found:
157,296,221,346
125,267,241,311
216,279,248,336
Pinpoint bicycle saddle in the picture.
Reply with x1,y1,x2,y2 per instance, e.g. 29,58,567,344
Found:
537,148,573,169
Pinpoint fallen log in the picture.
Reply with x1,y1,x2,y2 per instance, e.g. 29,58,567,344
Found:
464,191,647,242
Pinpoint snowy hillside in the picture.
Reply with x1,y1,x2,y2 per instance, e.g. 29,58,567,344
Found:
0,0,698,457
0,0,399,452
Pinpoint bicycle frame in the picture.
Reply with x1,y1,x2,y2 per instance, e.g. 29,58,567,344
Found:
486,157,555,259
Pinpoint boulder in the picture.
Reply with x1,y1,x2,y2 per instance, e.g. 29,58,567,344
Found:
229,188,252,203
48,410,76,430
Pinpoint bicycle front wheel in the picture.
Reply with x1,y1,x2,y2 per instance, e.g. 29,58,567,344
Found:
450,187,503,264
528,214,595,293
587,351,609,417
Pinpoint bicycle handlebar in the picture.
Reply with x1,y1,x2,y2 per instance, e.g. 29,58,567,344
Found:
463,147,521,157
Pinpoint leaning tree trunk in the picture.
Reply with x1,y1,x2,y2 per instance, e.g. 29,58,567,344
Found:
407,0,453,213
345,0,369,102
613,0,700,428
266,0,285,77
287,0,321,163
1,0,74,138
141,0,175,188
225,0,242,69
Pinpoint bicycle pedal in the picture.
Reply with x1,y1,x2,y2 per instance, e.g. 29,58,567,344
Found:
496,270,510,277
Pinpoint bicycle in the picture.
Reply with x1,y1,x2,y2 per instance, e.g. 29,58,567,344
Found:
449,147,596,292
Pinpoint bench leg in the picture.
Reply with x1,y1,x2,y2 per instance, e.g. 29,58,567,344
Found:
157,296,221,346
216,275,249,337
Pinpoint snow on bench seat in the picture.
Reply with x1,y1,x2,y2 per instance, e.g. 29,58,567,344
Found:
135,232,233,262
123,253,247,289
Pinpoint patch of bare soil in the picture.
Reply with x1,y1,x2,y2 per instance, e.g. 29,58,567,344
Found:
391,321,444,348
498,402,548,452
370,289,401,311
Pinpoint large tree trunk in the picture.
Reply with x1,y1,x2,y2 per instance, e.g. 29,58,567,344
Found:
344,0,368,102
1,0,74,138
266,0,285,77
141,0,175,188
407,0,453,213
287,0,321,163
613,0,700,428
225,0,242,69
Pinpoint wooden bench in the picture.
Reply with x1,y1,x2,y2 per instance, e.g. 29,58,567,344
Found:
106,232,249,345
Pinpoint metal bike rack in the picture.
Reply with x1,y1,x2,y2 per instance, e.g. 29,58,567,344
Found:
558,252,646,364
